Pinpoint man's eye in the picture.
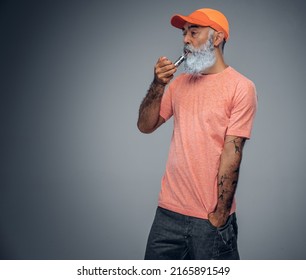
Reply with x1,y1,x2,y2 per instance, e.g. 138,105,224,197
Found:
191,31,197,37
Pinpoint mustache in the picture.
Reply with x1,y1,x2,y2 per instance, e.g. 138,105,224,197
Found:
183,44,204,55
183,35,215,54
184,44,194,53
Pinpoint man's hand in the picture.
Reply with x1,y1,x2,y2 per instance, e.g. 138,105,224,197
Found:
154,57,177,86
208,211,228,228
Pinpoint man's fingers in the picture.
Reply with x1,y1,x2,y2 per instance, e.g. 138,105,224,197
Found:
155,58,176,75
155,65,176,76
154,56,177,85
157,57,173,67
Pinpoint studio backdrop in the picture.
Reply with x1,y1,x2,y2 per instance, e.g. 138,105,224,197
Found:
1,0,305,259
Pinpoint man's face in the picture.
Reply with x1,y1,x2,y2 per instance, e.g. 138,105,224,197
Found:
182,23,211,49
182,23,216,75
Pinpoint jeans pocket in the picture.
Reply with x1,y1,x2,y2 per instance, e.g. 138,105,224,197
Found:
213,215,238,258
218,223,234,244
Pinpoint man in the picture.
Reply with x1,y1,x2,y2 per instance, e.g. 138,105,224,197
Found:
137,8,257,260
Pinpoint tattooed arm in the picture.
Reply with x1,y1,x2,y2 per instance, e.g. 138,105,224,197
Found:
208,135,246,227
137,57,176,134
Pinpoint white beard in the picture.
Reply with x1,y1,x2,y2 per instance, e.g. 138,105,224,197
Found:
183,35,216,75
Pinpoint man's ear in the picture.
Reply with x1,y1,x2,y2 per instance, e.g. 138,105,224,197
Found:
214,31,225,47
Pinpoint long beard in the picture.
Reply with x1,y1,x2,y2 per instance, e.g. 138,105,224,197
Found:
183,35,216,75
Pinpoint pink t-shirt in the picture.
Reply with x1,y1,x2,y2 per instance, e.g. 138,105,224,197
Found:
159,66,257,219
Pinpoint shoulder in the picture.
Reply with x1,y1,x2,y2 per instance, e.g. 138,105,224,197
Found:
221,67,256,102
227,67,255,91
225,68,257,108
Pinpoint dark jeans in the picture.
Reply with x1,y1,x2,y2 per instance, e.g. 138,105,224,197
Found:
145,207,239,260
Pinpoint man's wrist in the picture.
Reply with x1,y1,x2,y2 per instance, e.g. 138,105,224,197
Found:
215,208,230,219
153,77,167,87
208,208,230,227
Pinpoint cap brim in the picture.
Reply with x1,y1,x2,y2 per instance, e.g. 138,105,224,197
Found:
171,14,211,29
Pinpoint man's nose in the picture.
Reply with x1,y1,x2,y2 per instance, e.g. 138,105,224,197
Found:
183,34,191,45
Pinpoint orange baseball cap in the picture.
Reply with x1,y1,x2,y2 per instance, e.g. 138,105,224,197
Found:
171,8,230,40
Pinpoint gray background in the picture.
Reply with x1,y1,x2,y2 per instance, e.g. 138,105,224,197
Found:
1,0,305,259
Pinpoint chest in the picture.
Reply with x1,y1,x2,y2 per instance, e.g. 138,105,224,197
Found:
172,80,233,119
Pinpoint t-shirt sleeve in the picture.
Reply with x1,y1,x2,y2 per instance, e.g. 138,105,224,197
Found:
226,80,258,139
159,83,174,121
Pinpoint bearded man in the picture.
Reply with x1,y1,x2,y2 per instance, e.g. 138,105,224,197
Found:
137,8,257,260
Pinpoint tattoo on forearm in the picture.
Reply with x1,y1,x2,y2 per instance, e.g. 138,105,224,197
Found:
139,81,164,115
225,137,246,154
217,176,237,210
219,189,225,200
217,186,235,210
214,137,246,214
217,172,236,203
218,174,229,188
